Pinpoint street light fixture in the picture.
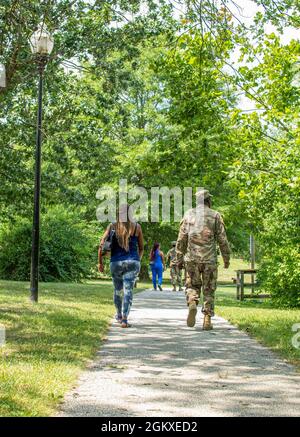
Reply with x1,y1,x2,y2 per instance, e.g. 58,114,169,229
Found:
29,24,54,302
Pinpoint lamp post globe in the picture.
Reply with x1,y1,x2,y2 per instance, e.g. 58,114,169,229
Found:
30,24,54,56
29,23,53,303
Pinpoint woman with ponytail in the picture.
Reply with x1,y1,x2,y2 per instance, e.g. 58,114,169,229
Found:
99,204,144,328
149,242,165,291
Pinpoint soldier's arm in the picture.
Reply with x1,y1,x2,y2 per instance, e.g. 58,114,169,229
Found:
166,250,170,265
175,218,188,266
215,214,230,268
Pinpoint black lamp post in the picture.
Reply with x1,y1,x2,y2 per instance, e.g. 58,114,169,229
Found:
29,24,54,302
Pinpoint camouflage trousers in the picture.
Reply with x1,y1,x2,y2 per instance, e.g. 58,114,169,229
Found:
185,262,218,316
170,265,182,287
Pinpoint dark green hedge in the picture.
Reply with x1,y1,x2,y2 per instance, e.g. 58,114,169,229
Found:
0,206,99,282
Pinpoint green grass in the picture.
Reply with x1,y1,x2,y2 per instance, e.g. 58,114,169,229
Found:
0,280,117,417
217,257,250,282
211,259,300,369
0,263,299,417
215,285,300,369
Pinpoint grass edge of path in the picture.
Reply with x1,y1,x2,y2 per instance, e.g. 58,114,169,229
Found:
0,280,116,417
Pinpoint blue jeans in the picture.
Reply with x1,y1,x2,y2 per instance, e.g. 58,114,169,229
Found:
151,264,163,289
110,260,140,319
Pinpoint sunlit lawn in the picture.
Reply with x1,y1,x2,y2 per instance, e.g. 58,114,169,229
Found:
0,280,117,417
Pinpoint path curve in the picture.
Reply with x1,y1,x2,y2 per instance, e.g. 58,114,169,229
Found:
58,289,300,417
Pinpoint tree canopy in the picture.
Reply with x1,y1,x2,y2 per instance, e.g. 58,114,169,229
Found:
0,0,299,304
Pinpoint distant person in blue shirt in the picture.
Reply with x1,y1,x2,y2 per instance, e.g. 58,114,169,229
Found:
99,204,144,328
149,242,166,291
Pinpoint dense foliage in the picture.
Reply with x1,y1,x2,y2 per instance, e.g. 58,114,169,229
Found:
0,1,299,303
0,207,98,281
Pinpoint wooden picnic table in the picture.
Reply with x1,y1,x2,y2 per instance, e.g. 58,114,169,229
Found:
235,269,269,301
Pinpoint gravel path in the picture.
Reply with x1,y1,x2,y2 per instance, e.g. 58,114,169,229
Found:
58,289,300,417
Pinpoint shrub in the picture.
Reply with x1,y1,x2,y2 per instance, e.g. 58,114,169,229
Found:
0,206,98,282
0,219,32,281
258,247,300,308
255,196,300,307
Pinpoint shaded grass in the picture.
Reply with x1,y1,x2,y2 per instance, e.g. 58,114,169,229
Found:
0,280,115,416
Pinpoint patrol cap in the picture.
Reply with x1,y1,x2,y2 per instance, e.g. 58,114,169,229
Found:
195,189,213,200
172,241,177,245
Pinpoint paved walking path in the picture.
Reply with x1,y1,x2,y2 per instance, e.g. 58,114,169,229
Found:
58,289,300,417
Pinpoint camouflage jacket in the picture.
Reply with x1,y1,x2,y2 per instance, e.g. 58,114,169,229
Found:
166,248,177,267
176,205,230,265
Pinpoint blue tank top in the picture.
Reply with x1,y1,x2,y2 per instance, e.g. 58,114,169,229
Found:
110,224,140,262
153,249,163,267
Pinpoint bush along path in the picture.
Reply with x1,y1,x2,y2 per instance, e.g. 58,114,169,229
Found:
58,289,300,417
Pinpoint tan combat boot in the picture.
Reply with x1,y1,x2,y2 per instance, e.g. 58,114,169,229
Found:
203,314,213,330
172,285,177,291
187,301,197,327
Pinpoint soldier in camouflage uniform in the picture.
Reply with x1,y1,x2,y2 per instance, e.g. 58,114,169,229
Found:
166,241,183,291
175,189,230,330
